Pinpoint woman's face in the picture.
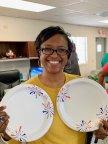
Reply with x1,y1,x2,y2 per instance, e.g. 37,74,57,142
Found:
40,34,68,74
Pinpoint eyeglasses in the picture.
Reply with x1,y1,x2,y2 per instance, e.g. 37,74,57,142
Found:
40,47,69,56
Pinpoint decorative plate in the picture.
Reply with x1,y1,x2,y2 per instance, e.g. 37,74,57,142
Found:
1,84,54,142
57,78,108,132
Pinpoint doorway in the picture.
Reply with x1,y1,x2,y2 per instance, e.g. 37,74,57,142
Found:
96,37,106,69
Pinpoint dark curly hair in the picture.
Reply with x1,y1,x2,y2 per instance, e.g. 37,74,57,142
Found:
35,26,74,59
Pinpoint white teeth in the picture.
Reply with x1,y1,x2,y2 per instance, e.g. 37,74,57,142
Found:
49,61,59,64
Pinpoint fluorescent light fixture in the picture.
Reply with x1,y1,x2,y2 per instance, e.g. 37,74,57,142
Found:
0,0,56,12
99,20,108,24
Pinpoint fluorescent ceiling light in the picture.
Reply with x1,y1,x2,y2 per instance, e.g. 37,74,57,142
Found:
0,0,56,12
99,20,108,24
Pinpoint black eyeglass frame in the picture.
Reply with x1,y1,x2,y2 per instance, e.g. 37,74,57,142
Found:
40,47,69,56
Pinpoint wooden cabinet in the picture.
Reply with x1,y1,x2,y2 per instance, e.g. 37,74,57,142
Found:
26,42,38,58
0,41,39,59
0,41,39,67
26,42,39,67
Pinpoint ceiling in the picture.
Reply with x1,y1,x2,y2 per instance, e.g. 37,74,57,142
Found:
0,0,108,27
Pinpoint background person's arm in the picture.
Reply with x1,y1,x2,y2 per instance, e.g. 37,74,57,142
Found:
98,71,106,87
98,63,108,87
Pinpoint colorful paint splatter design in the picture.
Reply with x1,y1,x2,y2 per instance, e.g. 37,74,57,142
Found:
96,105,108,120
27,85,54,119
76,120,93,131
27,85,48,101
6,126,28,142
42,101,54,119
27,85,44,98
57,84,71,102
76,105,108,131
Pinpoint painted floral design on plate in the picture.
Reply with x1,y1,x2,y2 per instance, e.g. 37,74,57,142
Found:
57,84,71,102
27,85,54,119
42,101,54,119
6,126,28,142
96,105,108,120
76,120,94,132
27,85,48,100
76,105,108,132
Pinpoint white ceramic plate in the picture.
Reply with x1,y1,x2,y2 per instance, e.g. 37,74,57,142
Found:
57,78,108,132
1,84,54,142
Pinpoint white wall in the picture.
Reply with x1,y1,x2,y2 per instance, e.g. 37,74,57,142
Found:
0,15,108,76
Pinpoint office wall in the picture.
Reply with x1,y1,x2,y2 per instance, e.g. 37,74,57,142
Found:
0,15,108,76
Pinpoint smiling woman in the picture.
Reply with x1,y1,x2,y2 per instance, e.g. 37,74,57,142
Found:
0,26,108,144
39,34,69,76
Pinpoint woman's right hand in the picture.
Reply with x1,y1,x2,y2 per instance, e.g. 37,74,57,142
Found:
0,106,9,133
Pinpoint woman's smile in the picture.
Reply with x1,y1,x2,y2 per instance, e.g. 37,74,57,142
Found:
48,60,60,64
46,60,62,72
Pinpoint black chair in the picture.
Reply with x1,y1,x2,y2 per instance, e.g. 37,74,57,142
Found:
0,69,21,101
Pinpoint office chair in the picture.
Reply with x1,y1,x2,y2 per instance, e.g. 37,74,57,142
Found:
0,69,21,101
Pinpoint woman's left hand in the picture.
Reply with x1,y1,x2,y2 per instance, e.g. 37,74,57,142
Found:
94,120,108,140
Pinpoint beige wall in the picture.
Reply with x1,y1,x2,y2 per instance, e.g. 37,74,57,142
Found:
0,15,108,76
